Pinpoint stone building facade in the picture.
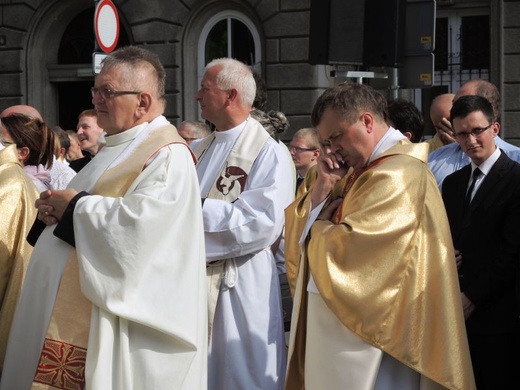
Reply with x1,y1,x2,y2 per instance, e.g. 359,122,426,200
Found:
0,0,518,143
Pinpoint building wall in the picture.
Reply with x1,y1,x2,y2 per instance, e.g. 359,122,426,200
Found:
1,0,519,143
0,0,325,139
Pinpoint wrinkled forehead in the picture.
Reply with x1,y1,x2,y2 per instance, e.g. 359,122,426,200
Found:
316,108,349,138
96,64,125,85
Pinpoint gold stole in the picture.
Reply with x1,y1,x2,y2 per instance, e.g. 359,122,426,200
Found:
191,121,270,339
33,124,188,390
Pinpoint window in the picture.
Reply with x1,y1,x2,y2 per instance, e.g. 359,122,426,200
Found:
417,9,490,136
460,15,489,70
205,18,256,66
432,11,490,87
198,11,261,81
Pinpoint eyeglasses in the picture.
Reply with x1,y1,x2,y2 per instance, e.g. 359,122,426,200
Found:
289,145,317,153
91,86,141,100
454,123,493,140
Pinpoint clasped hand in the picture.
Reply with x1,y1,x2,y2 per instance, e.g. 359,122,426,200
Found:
312,151,349,219
36,189,79,225
436,118,456,145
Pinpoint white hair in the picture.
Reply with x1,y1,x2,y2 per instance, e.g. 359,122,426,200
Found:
206,58,256,108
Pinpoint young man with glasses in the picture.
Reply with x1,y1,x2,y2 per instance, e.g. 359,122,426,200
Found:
428,80,520,189
442,95,520,389
289,127,320,194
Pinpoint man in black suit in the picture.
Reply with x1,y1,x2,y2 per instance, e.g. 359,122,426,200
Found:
442,95,520,389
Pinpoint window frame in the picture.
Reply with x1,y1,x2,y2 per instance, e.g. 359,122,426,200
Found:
197,10,262,91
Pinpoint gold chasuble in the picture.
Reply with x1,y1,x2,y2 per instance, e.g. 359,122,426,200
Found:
32,125,188,389
0,145,39,370
191,122,270,337
285,141,475,390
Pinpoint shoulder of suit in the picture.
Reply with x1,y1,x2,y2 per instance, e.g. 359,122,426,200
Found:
443,164,470,185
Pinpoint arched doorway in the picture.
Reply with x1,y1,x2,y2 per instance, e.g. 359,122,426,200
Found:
55,8,131,130
26,1,131,129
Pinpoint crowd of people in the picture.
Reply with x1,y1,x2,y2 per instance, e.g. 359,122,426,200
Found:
0,44,519,390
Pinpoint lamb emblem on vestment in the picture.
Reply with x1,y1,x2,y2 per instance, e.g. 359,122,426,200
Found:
216,165,248,197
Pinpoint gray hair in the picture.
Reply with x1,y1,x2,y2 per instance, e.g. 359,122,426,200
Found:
206,58,256,108
102,46,166,103
178,121,211,139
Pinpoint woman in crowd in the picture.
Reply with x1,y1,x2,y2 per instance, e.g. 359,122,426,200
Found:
0,114,55,192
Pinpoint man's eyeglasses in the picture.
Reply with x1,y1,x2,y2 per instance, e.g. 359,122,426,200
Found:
289,145,317,153
454,123,494,140
91,86,141,100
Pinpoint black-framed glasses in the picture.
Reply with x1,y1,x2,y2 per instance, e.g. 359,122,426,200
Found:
289,145,317,153
454,123,494,140
91,86,141,100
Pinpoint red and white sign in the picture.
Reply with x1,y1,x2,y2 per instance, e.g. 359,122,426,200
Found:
94,0,120,53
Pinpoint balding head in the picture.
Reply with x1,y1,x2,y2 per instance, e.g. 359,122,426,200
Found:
454,80,501,121
430,93,455,127
0,105,43,121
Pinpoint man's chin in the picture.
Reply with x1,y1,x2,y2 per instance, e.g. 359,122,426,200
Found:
467,150,484,163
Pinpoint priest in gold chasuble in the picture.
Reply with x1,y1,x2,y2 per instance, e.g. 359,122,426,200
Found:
285,82,475,390
0,144,38,371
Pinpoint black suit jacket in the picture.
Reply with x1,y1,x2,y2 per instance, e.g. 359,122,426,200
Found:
442,151,520,335
69,153,92,172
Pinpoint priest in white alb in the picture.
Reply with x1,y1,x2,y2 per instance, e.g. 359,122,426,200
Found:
192,58,294,389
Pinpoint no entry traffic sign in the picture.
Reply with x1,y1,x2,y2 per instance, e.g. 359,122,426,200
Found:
94,0,120,53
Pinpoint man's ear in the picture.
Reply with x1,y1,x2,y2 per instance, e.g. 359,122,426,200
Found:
360,112,375,132
18,146,30,164
137,92,153,114
492,122,500,136
403,131,413,141
228,88,238,102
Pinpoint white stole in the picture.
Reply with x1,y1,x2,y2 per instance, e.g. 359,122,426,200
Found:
192,120,270,338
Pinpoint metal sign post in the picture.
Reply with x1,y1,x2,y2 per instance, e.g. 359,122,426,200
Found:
92,0,120,74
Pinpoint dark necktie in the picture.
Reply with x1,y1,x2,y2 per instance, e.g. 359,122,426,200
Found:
465,167,482,207
296,176,304,194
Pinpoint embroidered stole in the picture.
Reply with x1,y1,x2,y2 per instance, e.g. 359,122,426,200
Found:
33,125,188,390
191,121,270,339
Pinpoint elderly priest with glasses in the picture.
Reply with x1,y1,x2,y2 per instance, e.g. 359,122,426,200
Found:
0,46,207,390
